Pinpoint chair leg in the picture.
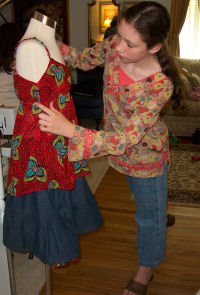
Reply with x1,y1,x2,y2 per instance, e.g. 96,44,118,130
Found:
45,264,53,295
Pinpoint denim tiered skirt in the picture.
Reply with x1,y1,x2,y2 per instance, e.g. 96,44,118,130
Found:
3,177,103,265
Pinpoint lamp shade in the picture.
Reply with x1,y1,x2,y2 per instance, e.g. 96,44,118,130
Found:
104,17,111,28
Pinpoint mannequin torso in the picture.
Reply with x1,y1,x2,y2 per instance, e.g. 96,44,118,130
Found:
16,12,65,83
4,11,103,268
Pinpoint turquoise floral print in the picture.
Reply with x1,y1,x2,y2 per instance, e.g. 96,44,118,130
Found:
30,85,41,114
11,135,22,160
24,156,47,183
47,64,65,87
58,93,70,110
49,180,59,189
53,136,67,166
17,101,24,115
74,160,90,174
7,177,18,196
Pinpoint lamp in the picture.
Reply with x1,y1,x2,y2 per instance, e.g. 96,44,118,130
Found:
103,17,111,28
99,3,118,33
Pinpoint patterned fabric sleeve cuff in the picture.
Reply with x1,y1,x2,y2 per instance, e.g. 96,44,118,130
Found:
68,125,93,161
60,43,70,57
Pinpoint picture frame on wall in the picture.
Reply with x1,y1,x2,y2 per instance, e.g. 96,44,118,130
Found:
123,1,138,12
99,2,118,34
0,0,12,9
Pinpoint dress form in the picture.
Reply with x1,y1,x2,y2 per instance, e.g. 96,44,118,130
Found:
16,11,65,83
14,13,65,294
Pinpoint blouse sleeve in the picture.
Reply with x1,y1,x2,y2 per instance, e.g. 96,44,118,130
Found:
68,79,173,161
60,36,116,70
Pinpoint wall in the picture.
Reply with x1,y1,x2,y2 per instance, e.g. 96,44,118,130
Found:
0,1,172,52
90,0,116,44
69,0,171,49
0,0,172,49
69,0,90,50
68,0,171,82
117,0,171,13
0,0,171,83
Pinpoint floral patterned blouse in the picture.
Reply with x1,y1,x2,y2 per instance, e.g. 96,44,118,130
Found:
61,35,174,177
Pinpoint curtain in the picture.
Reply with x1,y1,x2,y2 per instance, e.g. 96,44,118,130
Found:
167,0,190,56
179,0,200,58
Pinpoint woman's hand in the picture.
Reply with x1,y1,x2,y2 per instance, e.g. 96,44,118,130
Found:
34,102,75,138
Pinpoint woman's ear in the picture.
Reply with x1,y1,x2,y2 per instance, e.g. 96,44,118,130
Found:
149,43,162,54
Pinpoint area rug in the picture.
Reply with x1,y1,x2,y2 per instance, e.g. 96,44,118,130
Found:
168,144,200,206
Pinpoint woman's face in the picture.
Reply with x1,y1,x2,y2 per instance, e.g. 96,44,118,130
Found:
116,19,152,64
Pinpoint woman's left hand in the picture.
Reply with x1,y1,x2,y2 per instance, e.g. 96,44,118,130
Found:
34,101,75,138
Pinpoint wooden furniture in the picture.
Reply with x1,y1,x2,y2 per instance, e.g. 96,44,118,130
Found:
12,0,69,43
162,57,200,137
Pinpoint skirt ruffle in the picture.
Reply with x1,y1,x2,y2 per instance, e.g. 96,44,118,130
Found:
3,177,103,265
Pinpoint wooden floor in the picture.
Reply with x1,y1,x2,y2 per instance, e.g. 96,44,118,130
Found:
40,167,200,295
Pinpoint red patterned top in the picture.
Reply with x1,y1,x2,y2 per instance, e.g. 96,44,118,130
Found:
7,37,89,197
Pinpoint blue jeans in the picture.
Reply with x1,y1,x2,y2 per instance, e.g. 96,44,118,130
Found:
126,162,168,268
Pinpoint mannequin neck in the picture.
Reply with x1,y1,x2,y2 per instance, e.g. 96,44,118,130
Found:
23,14,56,41
33,11,56,29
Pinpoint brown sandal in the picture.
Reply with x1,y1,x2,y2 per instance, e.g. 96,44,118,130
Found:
125,274,153,295
166,213,175,227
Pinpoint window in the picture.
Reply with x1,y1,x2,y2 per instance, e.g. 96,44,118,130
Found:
179,0,200,59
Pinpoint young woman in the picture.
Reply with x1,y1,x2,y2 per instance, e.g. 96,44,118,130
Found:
35,2,182,294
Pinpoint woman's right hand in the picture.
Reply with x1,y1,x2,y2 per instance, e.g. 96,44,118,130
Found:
34,101,75,138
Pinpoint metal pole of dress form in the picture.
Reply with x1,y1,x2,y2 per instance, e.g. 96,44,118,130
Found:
14,11,56,294
45,264,53,295
6,248,16,295
0,105,19,295
0,148,15,295
0,120,53,295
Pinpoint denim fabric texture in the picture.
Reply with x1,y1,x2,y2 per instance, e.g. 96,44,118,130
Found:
3,177,103,265
126,162,168,267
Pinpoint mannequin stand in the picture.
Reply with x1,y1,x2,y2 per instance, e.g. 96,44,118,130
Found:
45,265,53,295
1,145,53,295
6,250,53,295
6,249,16,295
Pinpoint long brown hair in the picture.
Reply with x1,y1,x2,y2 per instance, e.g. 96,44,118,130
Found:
0,23,23,74
123,1,184,109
